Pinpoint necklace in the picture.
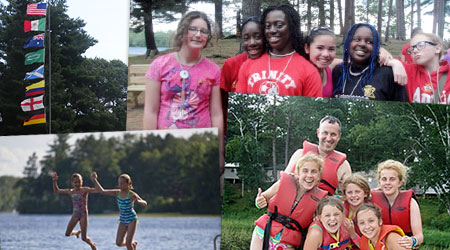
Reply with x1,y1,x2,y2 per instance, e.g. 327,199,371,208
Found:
267,53,294,95
269,50,296,57
349,64,369,76
342,72,365,97
427,69,441,104
175,52,202,119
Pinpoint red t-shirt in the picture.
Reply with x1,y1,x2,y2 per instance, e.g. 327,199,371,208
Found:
220,53,248,93
401,42,414,64
235,53,322,97
402,60,450,104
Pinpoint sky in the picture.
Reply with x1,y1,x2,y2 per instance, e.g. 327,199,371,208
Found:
0,128,217,177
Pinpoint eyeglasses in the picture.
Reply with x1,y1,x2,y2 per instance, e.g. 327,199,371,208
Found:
187,26,210,36
406,41,437,54
308,26,334,36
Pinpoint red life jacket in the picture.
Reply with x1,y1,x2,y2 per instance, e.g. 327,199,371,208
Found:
309,220,351,250
359,225,405,250
371,190,417,235
295,140,347,195
255,172,328,247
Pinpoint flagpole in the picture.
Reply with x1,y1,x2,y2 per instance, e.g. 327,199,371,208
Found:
47,0,51,134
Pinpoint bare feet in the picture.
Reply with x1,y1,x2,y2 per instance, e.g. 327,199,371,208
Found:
90,242,97,250
74,230,81,238
133,241,138,249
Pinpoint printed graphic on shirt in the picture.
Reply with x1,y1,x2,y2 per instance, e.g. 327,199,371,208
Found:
364,85,376,99
248,70,296,95
412,84,449,104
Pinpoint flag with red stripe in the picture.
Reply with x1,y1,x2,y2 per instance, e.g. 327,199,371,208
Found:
21,95,44,111
24,113,46,126
27,3,47,16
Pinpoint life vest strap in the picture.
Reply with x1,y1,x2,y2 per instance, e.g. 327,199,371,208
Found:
262,206,303,250
320,179,337,195
320,237,350,250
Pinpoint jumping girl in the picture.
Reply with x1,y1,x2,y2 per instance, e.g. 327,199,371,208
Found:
387,32,450,104
52,173,97,250
332,23,408,101
251,153,328,250
371,160,423,249
356,204,408,250
143,11,223,131
91,173,147,250
303,196,356,250
236,4,322,97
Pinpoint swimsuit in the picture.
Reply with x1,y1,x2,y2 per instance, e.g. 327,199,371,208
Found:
71,191,88,220
117,190,137,226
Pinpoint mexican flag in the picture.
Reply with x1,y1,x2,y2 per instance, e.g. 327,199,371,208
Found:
24,18,46,32
25,49,45,65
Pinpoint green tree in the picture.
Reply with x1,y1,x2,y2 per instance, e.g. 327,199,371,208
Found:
0,0,126,135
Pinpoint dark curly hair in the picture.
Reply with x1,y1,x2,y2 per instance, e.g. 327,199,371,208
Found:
261,4,306,57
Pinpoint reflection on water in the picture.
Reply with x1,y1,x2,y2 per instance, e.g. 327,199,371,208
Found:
0,214,221,250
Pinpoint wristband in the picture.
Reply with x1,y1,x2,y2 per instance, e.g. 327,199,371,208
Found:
411,236,418,248
351,234,361,243
255,200,262,209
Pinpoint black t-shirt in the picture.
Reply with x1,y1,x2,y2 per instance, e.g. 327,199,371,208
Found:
332,64,408,102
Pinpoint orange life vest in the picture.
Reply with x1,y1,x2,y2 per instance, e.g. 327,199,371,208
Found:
371,190,417,235
255,172,328,248
359,225,405,250
295,140,347,195
309,219,351,250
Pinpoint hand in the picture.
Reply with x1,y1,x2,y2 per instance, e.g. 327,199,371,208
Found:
255,188,267,209
91,172,97,180
52,172,58,181
390,59,408,86
378,47,393,66
343,218,355,235
397,236,413,249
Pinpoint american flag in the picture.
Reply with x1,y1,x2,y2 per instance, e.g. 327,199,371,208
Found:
27,3,47,16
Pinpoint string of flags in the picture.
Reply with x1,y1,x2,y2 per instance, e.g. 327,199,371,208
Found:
22,2,47,126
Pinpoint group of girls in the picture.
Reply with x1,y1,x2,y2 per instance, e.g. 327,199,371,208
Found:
52,172,147,250
252,154,423,250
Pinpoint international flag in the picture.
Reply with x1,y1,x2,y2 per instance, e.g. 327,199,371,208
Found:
24,113,46,126
24,65,44,80
25,49,45,65
25,80,45,97
26,3,47,16
21,95,44,112
24,18,46,32
24,33,44,48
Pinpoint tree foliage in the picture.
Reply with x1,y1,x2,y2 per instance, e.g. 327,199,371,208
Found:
12,132,221,215
0,0,126,135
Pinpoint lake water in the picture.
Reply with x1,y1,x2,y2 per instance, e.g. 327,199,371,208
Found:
128,47,169,55
0,214,221,250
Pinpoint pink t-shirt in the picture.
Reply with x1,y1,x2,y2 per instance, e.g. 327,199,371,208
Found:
322,66,333,98
146,53,220,129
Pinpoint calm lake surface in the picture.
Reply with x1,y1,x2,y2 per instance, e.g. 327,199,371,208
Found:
0,214,221,250
129,47,169,55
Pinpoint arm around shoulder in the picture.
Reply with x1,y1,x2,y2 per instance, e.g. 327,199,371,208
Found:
303,226,324,250
385,231,409,250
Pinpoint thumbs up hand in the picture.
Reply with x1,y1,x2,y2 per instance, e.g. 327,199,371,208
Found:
255,188,267,209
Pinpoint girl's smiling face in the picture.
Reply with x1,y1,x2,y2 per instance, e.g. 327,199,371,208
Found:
242,21,264,59
71,176,82,189
319,204,344,234
118,177,129,190
349,26,374,67
344,183,367,208
379,169,402,197
183,18,209,50
264,10,292,55
305,34,336,69
298,161,321,191
357,208,382,240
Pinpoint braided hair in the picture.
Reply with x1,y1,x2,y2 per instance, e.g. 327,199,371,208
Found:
261,4,306,57
333,23,380,96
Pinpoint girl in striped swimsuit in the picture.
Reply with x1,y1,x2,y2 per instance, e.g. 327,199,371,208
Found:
92,173,147,250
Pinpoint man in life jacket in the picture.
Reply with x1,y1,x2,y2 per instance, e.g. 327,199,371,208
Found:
257,116,352,201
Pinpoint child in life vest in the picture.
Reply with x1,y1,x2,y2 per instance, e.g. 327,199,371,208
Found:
303,196,357,250
356,204,409,250
91,172,147,250
52,173,97,250
252,153,327,250
371,160,423,249
342,174,371,245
